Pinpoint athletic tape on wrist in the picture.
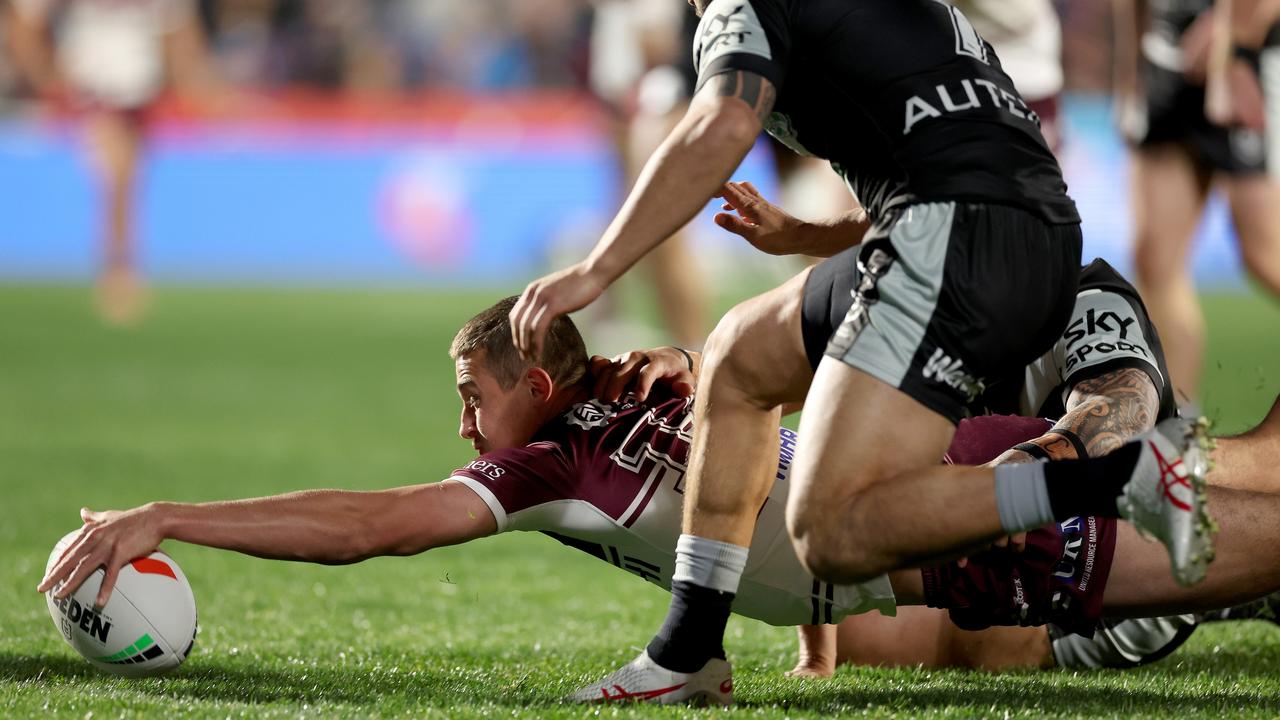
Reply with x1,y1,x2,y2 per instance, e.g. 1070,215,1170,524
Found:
1013,442,1050,461
673,347,695,372
1049,428,1090,460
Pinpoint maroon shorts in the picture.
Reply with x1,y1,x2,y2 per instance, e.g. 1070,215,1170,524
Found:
921,515,1116,637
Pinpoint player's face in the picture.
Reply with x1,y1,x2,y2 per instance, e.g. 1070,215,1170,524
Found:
454,351,543,455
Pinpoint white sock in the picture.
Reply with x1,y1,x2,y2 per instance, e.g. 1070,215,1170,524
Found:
672,534,748,594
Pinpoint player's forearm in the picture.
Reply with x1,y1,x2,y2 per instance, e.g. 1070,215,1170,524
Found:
990,369,1160,465
794,209,870,258
1057,368,1160,458
584,99,760,284
152,489,406,565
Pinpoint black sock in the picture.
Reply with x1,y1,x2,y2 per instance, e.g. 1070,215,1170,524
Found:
646,580,734,672
1043,442,1142,519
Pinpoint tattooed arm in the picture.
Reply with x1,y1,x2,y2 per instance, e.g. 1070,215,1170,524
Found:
991,367,1160,465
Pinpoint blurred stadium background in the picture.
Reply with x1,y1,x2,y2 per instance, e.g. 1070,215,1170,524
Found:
0,0,1267,291
1,1,1279,717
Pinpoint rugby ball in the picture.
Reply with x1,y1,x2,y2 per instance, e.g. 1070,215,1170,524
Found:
44,531,198,677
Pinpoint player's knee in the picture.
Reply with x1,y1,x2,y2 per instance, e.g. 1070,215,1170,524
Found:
701,302,779,408
787,503,884,584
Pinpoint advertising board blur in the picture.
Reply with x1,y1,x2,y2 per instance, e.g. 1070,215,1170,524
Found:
0,94,1251,288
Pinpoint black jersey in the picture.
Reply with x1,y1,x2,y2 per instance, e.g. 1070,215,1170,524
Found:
691,0,1079,224
976,259,1178,423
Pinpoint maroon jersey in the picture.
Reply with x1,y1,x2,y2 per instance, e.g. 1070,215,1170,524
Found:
451,399,1111,631
450,392,897,626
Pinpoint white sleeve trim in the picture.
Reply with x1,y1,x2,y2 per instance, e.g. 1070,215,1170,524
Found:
448,476,508,533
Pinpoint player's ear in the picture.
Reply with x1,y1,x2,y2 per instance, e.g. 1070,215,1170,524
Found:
526,367,554,402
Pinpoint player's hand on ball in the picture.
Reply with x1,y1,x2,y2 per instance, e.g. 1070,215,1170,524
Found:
714,181,803,256
510,262,606,362
38,505,164,608
590,347,697,403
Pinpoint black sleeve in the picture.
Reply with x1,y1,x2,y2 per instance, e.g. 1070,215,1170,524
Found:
692,0,791,93
1057,290,1167,401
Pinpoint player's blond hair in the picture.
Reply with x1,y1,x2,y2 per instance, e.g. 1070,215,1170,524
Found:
450,296,588,390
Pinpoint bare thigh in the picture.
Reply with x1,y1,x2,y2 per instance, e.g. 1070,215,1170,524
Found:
1222,174,1280,294
1130,144,1211,278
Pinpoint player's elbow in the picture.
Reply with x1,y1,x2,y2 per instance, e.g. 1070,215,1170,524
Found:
687,99,762,155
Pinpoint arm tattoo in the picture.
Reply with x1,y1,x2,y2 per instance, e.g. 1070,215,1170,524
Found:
1054,367,1160,458
705,70,777,123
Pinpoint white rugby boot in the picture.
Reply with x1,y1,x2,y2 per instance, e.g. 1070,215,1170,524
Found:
1117,415,1217,586
567,650,732,706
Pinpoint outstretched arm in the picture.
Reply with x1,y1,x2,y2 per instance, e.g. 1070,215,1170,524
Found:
38,480,495,607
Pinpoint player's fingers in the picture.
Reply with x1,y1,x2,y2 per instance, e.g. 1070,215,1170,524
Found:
993,536,1009,549
723,185,763,222
96,561,121,609
671,379,695,397
634,364,664,402
741,180,762,197
54,553,103,600
42,524,99,588
714,213,760,238
527,304,552,362
957,556,968,568
38,540,86,593
1010,532,1028,553
513,287,546,361
604,352,645,402
720,181,751,204
509,291,532,357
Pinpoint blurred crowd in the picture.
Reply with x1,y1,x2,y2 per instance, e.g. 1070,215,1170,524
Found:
0,0,1114,107
0,0,594,107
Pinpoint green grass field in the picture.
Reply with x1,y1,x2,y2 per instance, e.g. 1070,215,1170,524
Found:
1,284,1278,719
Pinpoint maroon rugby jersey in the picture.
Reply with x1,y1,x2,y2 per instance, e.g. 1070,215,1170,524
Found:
450,391,897,626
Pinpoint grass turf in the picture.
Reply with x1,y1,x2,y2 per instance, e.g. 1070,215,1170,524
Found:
1,283,1278,718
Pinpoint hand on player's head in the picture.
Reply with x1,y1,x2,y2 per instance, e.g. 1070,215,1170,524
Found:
37,506,163,609
510,263,606,363
590,348,696,404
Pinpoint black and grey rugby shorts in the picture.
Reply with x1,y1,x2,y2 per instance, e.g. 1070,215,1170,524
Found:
1136,62,1267,175
801,202,1082,424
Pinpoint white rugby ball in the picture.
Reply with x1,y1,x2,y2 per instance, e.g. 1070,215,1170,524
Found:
44,531,198,677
